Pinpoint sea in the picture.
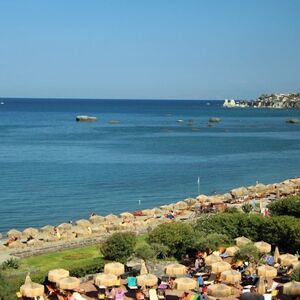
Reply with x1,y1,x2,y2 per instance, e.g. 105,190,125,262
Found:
0,98,299,234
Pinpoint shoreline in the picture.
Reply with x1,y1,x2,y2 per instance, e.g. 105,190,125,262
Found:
1,177,299,259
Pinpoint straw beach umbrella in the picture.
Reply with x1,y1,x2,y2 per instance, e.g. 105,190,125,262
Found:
48,269,69,283
273,246,280,263
292,261,300,269
279,253,298,266
7,229,22,239
57,276,80,290
104,262,125,276
226,246,239,256
235,236,251,247
120,212,134,219
174,201,188,210
75,219,91,228
207,284,232,297
254,241,271,253
41,225,54,234
283,281,300,296
20,274,44,298
256,277,266,295
211,261,231,273
231,187,248,198
23,227,39,239
220,269,241,284
175,278,196,291
105,214,119,222
165,263,186,276
137,274,158,287
256,265,277,278
95,273,117,287
140,260,148,275
205,254,222,266
89,215,105,224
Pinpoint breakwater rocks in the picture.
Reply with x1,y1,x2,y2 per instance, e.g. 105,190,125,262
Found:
223,93,300,109
1,177,300,257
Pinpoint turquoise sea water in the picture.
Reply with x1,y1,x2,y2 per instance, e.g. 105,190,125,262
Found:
0,99,299,233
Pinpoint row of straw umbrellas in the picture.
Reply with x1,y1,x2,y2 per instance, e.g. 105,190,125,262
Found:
18,236,300,298
20,257,300,299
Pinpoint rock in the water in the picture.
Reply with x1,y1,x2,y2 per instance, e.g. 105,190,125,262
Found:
76,115,97,122
286,118,300,124
209,117,221,123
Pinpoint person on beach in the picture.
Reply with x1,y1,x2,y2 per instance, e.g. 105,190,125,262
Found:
136,289,145,300
166,210,175,220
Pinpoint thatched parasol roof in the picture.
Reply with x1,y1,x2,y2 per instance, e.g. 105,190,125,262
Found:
279,253,298,266
174,277,196,291
234,236,251,247
7,229,22,239
48,268,69,283
104,262,125,276
207,283,232,297
23,227,39,238
220,269,241,284
254,241,271,253
89,215,105,224
57,276,80,290
211,261,231,273
205,254,222,266
75,219,91,228
273,246,280,263
95,273,117,287
283,281,300,296
137,274,158,287
226,246,239,256
165,263,186,276
256,265,277,278
20,275,44,298
256,277,266,295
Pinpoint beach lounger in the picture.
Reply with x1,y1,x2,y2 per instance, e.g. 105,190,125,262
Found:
149,289,159,300
127,277,138,289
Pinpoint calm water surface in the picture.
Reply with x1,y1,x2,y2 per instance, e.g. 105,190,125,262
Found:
0,99,299,233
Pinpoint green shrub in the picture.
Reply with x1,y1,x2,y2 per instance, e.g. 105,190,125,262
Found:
290,266,300,281
135,244,156,261
194,232,231,251
194,213,300,253
224,207,239,213
0,272,24,300
268,194,300,218
242,203,253,213
148,222,195,259
100,232,136,263
151,243,169,259
69,258,104,277
233,243,260,263
1,258,20,270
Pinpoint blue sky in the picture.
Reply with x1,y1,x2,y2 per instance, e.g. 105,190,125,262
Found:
0,0,299,99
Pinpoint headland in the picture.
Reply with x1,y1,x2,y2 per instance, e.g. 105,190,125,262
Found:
223,92,300,109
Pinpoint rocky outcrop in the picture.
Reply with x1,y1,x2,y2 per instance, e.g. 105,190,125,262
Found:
225,93,300,109
76,116,97,122
286,118,300,124
209,117,221,123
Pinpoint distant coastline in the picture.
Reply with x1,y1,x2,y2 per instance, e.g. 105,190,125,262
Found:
224,92,300,109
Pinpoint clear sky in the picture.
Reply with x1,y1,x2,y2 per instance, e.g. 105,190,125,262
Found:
0,0,299,100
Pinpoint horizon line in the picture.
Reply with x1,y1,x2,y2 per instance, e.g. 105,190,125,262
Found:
1,96,230,101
